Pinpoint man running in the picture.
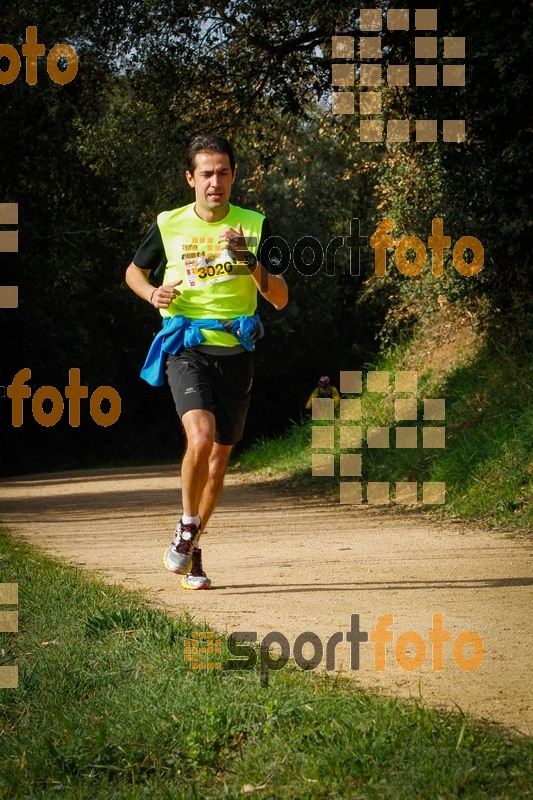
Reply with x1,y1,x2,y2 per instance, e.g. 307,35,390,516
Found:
125,133,288,589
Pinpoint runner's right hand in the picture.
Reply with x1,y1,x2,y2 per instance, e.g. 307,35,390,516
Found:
150,280,182,309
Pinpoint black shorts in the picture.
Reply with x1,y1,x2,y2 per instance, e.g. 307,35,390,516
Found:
165,347,254,445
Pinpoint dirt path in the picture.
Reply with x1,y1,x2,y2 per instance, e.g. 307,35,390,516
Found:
0,465,531,734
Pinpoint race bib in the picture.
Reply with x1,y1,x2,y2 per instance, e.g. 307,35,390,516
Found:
182,245,248,288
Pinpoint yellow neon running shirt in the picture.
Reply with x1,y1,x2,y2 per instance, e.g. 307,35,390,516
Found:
157,203,266,347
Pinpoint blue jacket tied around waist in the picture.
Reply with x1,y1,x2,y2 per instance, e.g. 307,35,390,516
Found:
140,313,263,387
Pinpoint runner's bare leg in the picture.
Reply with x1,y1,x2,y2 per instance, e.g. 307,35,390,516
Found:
198,442,232,531
180,409,216,517
180,409,232,535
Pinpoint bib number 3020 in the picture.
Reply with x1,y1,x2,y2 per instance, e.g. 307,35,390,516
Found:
196,261,234,281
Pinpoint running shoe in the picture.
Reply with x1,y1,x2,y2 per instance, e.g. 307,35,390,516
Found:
181,547,211,590
163,520,201,575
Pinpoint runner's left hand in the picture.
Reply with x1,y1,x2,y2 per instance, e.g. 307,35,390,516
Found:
219,223,248,259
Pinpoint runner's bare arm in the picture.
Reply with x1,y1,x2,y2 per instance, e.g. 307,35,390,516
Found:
125,262,182,309
247,262,288,310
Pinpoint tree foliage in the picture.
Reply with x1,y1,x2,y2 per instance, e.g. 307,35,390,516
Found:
0,0,530,474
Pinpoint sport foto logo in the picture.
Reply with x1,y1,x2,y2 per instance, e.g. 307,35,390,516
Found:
370,218,483,277
185,613,484,687
311,369,447,506
238,217,483,284
4,368,121,427
0,26,78,86
331,8,466,143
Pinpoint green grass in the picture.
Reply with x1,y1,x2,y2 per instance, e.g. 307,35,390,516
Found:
1,531,531,798
241,321,533,530
239,418,311,477
428,350,532,527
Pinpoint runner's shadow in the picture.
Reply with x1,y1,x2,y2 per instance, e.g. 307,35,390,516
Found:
216,577,533,593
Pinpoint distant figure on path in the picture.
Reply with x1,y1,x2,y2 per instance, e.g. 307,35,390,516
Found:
305,376,340,411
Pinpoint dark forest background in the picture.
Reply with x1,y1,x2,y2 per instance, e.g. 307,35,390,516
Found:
0,0,531,476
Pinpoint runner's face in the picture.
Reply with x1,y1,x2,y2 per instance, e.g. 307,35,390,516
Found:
186,151,235,221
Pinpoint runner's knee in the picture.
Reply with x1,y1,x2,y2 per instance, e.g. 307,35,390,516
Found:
186,431,214,461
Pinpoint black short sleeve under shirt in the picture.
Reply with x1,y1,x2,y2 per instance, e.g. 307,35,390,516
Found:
132,222,165,273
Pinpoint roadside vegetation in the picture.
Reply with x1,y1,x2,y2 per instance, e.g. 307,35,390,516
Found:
2,1,530,478
241,304,532,531
1,531,531,798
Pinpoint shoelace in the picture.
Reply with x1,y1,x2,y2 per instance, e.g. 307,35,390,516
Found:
175,522,199,555
189,548,206,577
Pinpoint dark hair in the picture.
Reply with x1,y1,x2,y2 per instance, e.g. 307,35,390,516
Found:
185,133,236,175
